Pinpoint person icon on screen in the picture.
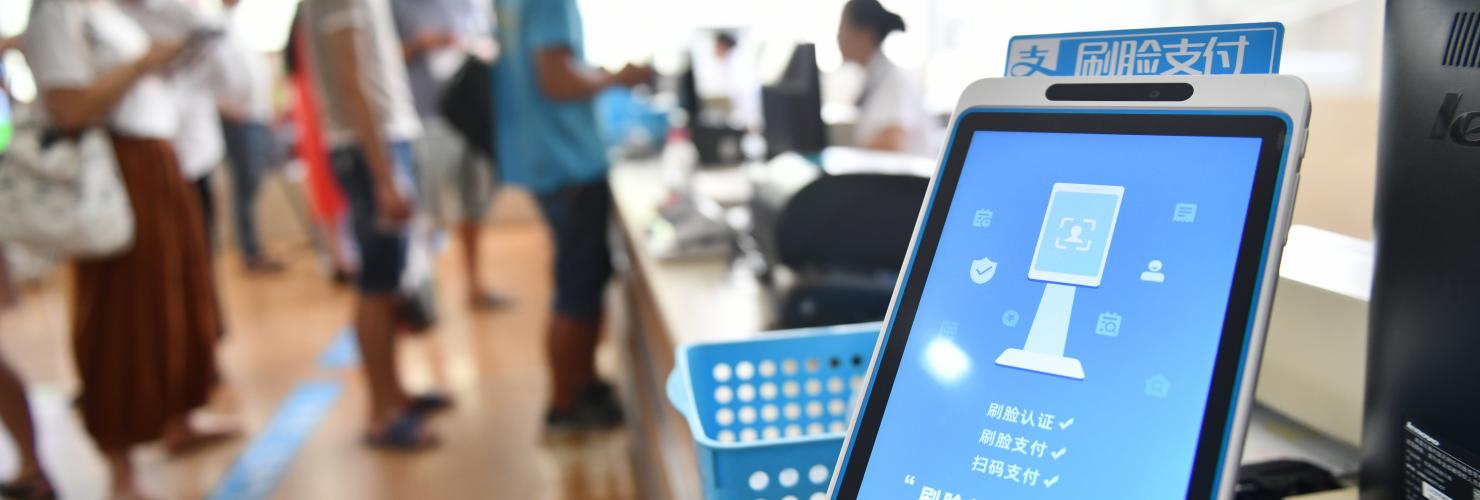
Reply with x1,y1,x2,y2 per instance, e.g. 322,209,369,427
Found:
1141,260,1166,283
1065,225,1085,244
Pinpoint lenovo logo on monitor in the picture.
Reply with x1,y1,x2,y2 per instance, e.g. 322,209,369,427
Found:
1431,93,1480,146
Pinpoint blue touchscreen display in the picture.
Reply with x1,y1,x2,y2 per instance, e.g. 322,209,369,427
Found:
858,129,1263,498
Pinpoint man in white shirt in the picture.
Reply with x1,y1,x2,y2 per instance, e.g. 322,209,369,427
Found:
303,0,442,450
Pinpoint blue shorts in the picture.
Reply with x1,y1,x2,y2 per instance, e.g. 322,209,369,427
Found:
535,181,614,321
330,142,417,294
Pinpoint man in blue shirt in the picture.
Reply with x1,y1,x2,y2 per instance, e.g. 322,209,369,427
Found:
494,0,651,430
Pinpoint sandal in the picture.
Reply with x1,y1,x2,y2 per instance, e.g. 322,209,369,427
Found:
164,427,241,456
408,392,454,415
0,474,55,500
364,411,439,452
469,291,513,310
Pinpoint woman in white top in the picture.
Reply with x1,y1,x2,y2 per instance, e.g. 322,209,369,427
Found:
836,0,930,156
23,1,227,497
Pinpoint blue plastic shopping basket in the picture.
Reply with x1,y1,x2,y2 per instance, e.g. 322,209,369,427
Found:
667,323,882,500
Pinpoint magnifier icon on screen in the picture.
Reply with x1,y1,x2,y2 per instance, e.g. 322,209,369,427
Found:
995,183,1125,380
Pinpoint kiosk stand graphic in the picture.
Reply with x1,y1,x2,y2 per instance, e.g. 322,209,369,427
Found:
996,183,1125,380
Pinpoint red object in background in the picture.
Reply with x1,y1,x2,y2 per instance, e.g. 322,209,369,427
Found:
289,28,345,223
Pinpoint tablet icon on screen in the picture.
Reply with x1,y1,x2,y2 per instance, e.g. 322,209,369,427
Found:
997,183,1125,380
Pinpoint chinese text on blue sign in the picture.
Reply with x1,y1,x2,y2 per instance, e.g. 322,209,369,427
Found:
1004,23,1283,78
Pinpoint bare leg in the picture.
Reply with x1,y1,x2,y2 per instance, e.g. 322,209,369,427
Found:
546,314,601,413
459,222,509,309
106,449,147,500
0,354,50,495
0,250,16,309
458,221,485,304
355,294,411,427
160,413,239,455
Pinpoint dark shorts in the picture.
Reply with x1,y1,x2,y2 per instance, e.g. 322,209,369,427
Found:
535,181,614,321
330,142,417,294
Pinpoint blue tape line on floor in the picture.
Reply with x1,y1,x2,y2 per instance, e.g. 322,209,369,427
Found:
316,327,360,369
209,380,343,500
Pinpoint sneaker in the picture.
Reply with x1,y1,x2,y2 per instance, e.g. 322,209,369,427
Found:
543,408,588,435
469,290,514,310
542,381,626,433
243,256,287,275
580,380,617,407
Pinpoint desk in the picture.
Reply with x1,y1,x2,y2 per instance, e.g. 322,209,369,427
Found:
611,159,772,500
609,159,1361,500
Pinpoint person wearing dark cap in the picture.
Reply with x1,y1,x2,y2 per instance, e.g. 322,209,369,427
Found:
837,0,929,155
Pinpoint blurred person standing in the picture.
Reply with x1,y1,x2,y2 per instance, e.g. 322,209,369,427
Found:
392,0,509,309
0,254,53,500
836,0,929,155
494,0,652,430
215,0,287,274
0,37,56,500
709,32,761,131
303,0,445,449
0,251,53,500
119,0,230,249
22,0,227,496
284,5,359,284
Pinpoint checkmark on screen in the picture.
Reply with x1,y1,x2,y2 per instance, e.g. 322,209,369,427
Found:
1058,417,1075,430
1044,475,1061,488
970,257,998,284
1051,447,1067,460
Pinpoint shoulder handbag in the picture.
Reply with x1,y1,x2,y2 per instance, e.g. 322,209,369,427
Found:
437,56,497,163
0,3,135,259
0,122,135,258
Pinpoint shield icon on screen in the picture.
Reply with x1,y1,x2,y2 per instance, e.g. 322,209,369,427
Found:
970,257,998,285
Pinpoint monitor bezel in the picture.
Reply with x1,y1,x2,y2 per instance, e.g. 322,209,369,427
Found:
832,109,1291,499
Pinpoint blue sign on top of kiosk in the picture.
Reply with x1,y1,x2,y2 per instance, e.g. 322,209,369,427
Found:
1004,23,1284,77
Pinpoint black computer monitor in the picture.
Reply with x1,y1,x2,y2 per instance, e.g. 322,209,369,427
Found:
761,43,827,159
1364,2,1480,499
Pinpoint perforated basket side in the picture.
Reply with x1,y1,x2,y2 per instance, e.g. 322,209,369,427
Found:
669,325,881,499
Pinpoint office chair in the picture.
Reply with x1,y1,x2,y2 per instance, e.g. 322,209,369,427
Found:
774,173,928,329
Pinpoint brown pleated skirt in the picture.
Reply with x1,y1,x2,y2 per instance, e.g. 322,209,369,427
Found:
71,135,221,451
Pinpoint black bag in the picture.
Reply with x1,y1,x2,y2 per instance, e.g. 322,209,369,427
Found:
437,56,497,163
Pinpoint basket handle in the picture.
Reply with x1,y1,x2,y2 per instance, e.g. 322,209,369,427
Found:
666,367,694,419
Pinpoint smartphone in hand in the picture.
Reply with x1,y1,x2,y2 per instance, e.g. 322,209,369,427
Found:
171,27,225,70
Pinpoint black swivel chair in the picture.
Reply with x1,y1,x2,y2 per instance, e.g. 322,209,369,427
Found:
773,174,929,329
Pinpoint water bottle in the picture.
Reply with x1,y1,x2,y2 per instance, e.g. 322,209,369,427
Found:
661,126,699,194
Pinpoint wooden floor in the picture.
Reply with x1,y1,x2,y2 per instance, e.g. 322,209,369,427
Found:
0,220,638,500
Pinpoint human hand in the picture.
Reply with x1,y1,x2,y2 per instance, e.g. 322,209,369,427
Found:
413,31,458,53
374,185,413,226
465,37,498,63
614,63,655,88
137,39,187,73
0,36,21,55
